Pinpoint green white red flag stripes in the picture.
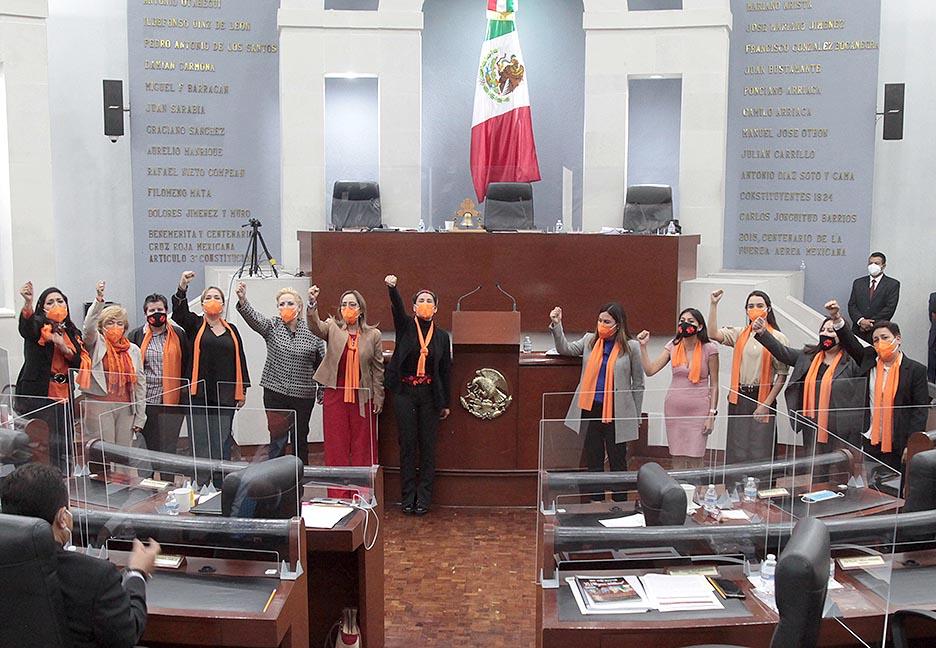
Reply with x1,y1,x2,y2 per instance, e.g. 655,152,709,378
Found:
470,0,540,202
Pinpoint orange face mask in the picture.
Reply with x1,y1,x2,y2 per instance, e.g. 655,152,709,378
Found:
747,307,768,322
415,302,435,320
279,305,298,323
203,299,223,316
874,338,899,362
46,305,68,323
104,325,125,343
341,306,359,325
596,322,617,339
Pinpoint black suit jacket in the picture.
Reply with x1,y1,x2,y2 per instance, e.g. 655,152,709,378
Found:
127,322,193,397
14,309,84,411
928,291,936,383
56,548,147,648
754,329,865,446
386,286,452,411
847,274,900,342
836,320,930,457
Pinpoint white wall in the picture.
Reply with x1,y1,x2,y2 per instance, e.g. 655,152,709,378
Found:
870,0,936,366
581,0,731,277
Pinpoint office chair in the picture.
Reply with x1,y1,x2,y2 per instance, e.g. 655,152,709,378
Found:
684,516,831,648
331,181,381,230
636,462,687,526
0,514,71,648
221,455,304,519
890,609,936,647
483,182,534,230
903,449,936,513
623,184,674,233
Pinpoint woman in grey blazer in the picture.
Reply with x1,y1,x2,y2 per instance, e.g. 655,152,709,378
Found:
549,302,644,501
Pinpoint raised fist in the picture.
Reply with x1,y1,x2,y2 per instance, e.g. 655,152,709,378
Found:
235,282,247,302
19,281,33,304
179,271,196,290
636,330,651,346
824,299,841,322
710,289,724,305
308,285,320,303
95,281,106,302
384,275,397,288
549,307,562,325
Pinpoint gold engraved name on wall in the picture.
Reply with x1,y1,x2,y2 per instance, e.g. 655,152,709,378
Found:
460,368,513,420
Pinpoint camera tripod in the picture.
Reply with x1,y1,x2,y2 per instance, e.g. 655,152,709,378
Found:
236,218,279,278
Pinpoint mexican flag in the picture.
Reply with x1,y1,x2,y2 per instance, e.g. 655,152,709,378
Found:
470,0,541,203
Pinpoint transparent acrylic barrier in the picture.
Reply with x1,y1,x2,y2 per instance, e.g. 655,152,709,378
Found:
4,393,74,476
0,345,11,419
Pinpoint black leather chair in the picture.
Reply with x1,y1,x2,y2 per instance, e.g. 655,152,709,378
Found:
0,514,70,648
890,608,936,647
483,182,534,230
903,448,936,513
221,455,303,519
623,184,673,233
331,181,381,230
636,462,686,526
683,516,830,648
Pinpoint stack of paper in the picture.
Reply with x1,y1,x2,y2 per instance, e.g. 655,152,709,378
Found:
565,575,651,615
598,513,645,528
301,502,354,529
639,574,724,612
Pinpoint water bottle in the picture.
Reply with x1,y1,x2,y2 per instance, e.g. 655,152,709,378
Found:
554,218,563,233
164,492,180,516
761,554,777,593
744,477,758,502
799,259,807,271
417,218,426,232
521,336,533,353
666,220,677,235
703,483,718,515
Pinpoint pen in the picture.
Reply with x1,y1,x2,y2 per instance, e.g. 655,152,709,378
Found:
262,588,277,613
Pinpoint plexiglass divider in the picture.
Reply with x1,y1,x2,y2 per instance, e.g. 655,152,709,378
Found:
0,345,12,420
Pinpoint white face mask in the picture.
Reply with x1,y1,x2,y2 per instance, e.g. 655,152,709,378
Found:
868,263,882,277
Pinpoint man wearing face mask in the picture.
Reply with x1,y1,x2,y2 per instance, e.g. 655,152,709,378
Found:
1,463,159,648
384,275,452,515
825,300,929,472
235,283,325,463
80,282,147,454
847,252,900,344
752,316,864,452
128,294,192,458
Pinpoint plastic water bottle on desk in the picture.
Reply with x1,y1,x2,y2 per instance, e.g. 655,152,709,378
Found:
744,477,758,502
554,218,563,233
760,554,777,594
521,336,533,353
703,483,718,516
164,492,180,516
417,218,426,232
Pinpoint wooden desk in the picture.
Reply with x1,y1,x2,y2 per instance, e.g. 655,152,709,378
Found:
305,467,385,648
297,231,699,335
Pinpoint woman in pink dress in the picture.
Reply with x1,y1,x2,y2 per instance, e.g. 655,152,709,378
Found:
636,308,720,469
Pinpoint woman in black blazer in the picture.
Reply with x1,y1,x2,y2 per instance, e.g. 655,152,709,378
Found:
14,281,90,469
753,316,865,453
825,300,929,472
384,274,452,515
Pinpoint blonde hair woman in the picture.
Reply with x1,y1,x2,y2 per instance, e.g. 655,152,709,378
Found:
307,285,384,468
235,282,325,463
80,281,146,449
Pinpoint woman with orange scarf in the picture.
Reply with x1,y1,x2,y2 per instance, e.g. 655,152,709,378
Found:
79,282,147,452
15,281,92,470
636,308,719,469
708,289,790,464
172,271,250,469
549,302,644,502
307,285,384,470
751,316,864,463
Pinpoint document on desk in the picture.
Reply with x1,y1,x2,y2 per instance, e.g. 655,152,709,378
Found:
301,502,354,529
639,574,724,612
564,576,651,615
598,513,645,528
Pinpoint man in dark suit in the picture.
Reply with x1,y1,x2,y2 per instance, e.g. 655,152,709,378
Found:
847,251,900,343
826,301,929,473
0,463,159,648
928,291,936,383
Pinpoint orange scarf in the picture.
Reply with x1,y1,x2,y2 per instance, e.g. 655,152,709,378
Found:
415,317,434,377
140,325,183,406
802,350,843,443
870,355,901,453
190,318,245,401
578,336,621,423
728,326,774,405
672,340,704,384
343,333,361,403
39,325,92,394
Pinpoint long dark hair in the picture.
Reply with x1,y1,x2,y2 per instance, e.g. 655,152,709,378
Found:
34,286,80,337
588,302,631,349
803,317,835,356
745,290,781,331
671,308,711,346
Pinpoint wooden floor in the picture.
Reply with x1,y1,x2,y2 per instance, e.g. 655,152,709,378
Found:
384,506,537,647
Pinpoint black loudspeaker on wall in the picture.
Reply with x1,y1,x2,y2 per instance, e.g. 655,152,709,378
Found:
103,79,124,141
883,83,904,141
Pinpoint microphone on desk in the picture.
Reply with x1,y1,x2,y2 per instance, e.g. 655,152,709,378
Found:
455,285,482,311
496,283,517,311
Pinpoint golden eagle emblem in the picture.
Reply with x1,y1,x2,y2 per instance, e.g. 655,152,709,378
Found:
480,48,525,103
460,368,513,420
